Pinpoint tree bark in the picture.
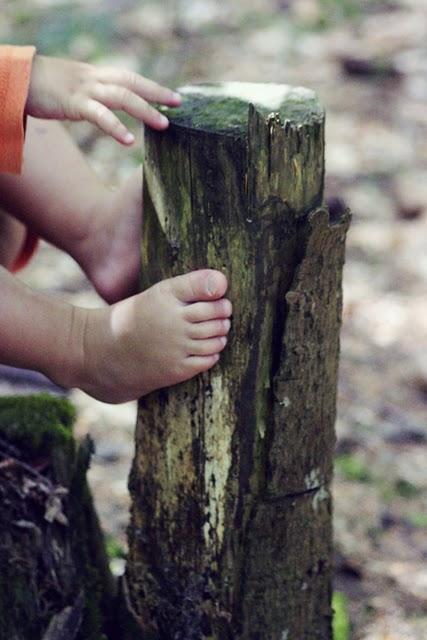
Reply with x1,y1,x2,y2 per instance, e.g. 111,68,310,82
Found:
126,83,351,639
0,393,116,640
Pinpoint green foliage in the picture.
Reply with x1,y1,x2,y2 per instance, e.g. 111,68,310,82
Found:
407,512,427,528
333,591,351,640
321,0,360,19
315,0,361,29
394,478,422,499
105,535,127,560
12,10,32,26
9,6,116,58
335,454,372,483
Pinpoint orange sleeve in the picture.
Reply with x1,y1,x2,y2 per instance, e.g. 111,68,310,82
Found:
0,45,36,175
10,230,39,273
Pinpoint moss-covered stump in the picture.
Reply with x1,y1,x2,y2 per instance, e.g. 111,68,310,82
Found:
0,394,115,640
126,82,351,639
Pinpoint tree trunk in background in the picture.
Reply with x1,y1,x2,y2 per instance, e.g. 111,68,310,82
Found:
125,83,351,639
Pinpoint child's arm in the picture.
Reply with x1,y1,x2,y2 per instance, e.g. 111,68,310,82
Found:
26,54,181,144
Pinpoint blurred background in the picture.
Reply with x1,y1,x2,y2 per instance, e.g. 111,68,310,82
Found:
1,1,426,638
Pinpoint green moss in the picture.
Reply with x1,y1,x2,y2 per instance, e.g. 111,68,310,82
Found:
335,454,372,483
0,393,75,456
161,84,323,135
165,95,252,135
332,591,351,640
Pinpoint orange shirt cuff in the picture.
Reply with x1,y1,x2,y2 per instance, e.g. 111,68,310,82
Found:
0,45,36,174
10,229,39,273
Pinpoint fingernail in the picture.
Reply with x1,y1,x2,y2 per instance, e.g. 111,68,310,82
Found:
159,114,169,127
207,275,217,296
123,131,135,144
172,92,182,103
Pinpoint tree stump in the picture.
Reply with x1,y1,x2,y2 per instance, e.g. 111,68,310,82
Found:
0,394,115,640
126,82,351,639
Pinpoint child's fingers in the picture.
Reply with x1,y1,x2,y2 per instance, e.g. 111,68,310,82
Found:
90,84,169,130
81,99,135,144
96,68,181,106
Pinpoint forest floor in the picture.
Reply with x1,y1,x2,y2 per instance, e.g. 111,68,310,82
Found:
1,0,426,638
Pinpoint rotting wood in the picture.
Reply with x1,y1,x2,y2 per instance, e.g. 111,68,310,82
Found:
126,82,351,640
0,394,116,640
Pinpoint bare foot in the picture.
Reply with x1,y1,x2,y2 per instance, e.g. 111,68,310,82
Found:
77,168,142,304
78,269,232,403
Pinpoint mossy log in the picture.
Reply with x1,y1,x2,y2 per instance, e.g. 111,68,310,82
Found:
0,394,115,640
126,83,351,639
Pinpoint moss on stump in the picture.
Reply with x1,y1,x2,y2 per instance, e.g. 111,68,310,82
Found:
0,394,115,640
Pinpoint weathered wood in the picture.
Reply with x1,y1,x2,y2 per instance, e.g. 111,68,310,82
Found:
0,394,115,640
126,82,350,639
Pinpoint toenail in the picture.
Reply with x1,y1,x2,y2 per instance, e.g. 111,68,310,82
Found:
207,275,217,296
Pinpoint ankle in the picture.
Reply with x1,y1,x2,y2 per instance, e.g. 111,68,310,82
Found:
43,305,89,391
71,305,122,402
66,184,111,269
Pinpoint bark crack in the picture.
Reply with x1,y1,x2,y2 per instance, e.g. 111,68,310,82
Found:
261,487,319,504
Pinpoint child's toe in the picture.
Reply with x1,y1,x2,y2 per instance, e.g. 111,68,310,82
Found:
190,336,227,356
185,354,220,374
183,299,232,323
188,318,231,339
169,270,228,303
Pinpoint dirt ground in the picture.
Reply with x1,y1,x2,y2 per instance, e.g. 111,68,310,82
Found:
1,1,426,638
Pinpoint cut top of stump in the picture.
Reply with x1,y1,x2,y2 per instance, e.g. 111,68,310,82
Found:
162,81,324,136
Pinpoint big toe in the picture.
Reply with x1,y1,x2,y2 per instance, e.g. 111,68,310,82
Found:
169,269,228,303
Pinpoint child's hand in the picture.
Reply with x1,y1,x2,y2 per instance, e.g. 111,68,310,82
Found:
25,55,181,144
